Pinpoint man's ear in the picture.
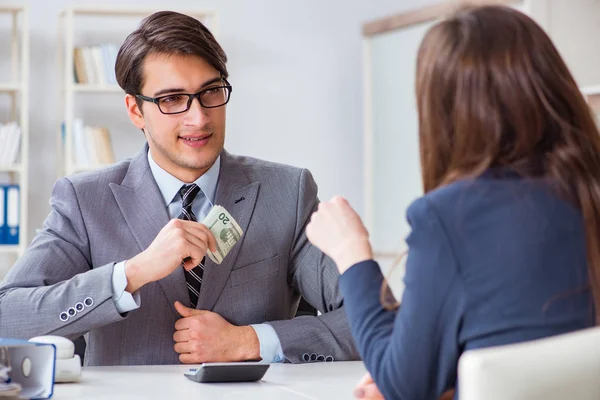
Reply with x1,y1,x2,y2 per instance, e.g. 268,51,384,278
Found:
125,94,145,130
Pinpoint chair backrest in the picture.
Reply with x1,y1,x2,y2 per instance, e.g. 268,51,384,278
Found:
458,326,600,400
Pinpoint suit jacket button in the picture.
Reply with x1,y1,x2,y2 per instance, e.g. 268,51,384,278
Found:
59,312,69,322
325,355,334,362
75,302,85,312
302,353,310,362
310,353,317,361
84,297,94,307
67,307,76,317
317,355,325,362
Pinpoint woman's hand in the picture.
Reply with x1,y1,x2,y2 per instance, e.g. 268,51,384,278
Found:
306,196,373,274
353,372,384,399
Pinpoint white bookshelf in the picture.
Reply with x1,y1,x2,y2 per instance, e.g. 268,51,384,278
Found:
0,5,29,259
0,82,20,92
0,164,22,173
0,245,20,255
72,84,122,93
57,7,218,177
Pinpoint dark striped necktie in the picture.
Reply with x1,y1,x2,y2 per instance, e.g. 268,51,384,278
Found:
178,184,205,308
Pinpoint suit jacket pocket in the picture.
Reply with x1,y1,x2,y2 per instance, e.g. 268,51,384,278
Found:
230,254,281,287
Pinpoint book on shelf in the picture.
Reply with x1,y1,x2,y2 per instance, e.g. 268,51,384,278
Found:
0,122,21,166
73,44,118,85
63,119,115,169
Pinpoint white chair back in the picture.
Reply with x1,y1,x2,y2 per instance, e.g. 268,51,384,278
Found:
458,327,600,400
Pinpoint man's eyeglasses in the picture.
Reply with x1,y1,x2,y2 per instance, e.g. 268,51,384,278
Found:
135,81,232,115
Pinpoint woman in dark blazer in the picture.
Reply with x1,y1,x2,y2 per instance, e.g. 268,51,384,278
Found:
307,5,600,400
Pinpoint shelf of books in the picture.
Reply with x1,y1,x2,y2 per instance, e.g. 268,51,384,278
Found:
0,5,29,265
58,7,217,177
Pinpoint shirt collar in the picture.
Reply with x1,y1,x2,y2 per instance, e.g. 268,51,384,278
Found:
148,150,220,207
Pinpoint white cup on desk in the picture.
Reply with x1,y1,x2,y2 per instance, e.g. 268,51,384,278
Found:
29,335,81,383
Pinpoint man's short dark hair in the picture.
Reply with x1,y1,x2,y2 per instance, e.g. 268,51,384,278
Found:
115,11,228,98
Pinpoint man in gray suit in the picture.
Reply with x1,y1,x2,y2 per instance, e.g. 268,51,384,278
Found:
0,11,358,366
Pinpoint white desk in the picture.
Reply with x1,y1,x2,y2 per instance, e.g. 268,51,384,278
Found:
52,361,367,399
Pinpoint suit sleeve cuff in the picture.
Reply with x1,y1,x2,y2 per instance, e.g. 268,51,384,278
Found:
250,323,285,363
112,261,141,314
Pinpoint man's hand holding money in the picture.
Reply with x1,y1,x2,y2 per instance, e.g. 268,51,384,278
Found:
124,205,242,293
124,218,218,293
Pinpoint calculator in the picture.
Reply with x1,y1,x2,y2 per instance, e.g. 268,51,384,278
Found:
184,362,270,383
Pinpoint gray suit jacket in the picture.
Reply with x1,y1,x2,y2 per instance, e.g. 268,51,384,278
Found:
0,147,359,365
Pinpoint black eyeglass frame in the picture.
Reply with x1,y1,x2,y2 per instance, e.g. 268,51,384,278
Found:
135,80,232,115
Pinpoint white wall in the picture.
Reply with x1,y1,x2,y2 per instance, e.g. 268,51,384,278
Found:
543,0,600,88
2,0,444,257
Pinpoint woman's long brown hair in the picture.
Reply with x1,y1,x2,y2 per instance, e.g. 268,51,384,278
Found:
381,5,600,319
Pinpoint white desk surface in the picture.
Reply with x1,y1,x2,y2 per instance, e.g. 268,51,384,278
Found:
52,361,367,399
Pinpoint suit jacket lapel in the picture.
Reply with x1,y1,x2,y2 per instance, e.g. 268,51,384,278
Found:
197,150,259,310
110,145,191,311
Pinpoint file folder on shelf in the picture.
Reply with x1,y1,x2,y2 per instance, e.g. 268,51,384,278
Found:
0,185,5,245
4,185,19,245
